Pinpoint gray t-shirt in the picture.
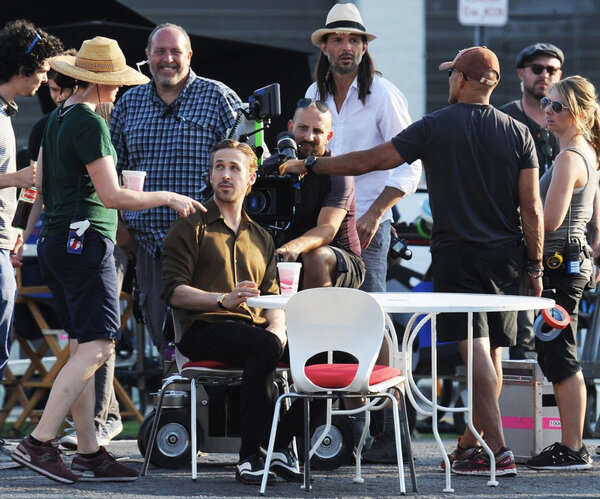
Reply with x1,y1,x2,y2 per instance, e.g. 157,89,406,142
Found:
0,108,18,250
391,103,538,252
540,147,597,259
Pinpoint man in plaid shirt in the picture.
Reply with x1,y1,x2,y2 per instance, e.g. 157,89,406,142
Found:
110,23,242,351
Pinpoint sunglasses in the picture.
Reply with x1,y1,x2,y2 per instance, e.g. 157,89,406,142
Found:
540,97,570,113
297,98,329,113
538,127,553,158
24,31,40,55
526,63,560,76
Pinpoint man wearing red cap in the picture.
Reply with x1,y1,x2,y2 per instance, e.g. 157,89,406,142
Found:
282,46,544,476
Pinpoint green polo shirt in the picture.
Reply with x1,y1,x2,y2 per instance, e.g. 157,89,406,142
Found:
41,104,118,240
161,198,279,334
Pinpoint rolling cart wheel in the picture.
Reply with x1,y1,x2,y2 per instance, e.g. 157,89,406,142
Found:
297,414,354,470
138,410,203,469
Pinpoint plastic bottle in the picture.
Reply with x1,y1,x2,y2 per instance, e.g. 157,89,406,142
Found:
11,186,37,230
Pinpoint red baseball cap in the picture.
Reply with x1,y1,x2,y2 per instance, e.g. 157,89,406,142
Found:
439,46,500,86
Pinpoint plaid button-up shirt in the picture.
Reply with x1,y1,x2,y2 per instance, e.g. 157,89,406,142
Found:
110,70,242,256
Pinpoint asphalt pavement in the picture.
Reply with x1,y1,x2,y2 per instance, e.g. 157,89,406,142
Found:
2,436,600,498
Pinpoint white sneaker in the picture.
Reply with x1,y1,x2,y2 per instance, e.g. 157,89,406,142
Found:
59,419,123,450
98,419,123,446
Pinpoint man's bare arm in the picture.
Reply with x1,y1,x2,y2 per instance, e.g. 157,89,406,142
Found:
519,168,544,296
280,142,404,177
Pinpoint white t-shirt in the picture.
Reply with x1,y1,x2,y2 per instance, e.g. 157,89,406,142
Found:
0,108,18,250
306,74,422,220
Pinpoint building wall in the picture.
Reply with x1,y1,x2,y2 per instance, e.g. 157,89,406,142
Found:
426,0,600,113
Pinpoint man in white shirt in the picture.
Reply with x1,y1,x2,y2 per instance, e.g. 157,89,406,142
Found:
305,3,421,462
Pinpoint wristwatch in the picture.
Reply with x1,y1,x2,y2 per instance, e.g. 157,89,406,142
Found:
304,156,317,175
216,293,227,310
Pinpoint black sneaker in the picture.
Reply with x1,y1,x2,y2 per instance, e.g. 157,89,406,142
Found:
361,434,410,464
236,454,277,485
261,447,303,482
452,446,517,477
526,442,592,470
71,446,139,481
11,436,78,484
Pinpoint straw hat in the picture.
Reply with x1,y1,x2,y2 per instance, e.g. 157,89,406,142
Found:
50,36,149,86
311,3,376,47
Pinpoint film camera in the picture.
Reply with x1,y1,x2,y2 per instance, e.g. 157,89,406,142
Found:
244,131,301,226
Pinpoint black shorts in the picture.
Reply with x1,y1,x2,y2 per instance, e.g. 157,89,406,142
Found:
432,241,523,346
536,267,588,384
330,246,366,289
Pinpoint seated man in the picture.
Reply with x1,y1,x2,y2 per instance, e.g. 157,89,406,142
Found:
264,99,365,289
161,139,301,485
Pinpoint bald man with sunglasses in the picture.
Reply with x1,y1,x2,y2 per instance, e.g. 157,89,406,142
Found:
264,99,365,290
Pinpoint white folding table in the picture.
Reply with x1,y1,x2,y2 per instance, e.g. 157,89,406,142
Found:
247,291,554,492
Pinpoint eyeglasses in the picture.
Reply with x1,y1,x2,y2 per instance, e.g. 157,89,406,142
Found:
526,63,561,76
297,98,329,113
24,31,40,55
540,97,570,113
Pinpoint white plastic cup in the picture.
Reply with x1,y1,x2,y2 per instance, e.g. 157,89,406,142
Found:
277,262,302,296
122,170,146,191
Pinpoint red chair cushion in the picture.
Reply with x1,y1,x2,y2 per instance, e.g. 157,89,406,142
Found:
304,363,402,388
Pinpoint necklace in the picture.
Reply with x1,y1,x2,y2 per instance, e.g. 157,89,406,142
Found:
57,103,79,122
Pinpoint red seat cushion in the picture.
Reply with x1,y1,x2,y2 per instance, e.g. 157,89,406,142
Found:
304,363,402,389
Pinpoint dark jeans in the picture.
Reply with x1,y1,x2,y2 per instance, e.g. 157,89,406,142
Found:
178,320,326,459
179,320,283,460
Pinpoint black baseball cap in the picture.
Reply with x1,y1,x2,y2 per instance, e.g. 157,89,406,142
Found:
516,43,564,68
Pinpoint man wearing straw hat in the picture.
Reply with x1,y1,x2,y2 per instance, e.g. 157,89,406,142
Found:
0,19,62,470
11,36,202,483
110,23,242,356
306,2,421,462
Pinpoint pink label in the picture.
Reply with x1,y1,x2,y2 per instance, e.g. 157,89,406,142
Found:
502,416,562,430
278,268,299,295
502,416,533,429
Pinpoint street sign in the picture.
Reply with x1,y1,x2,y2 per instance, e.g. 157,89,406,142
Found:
458,0,508,27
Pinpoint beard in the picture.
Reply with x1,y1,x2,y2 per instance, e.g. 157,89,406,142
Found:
329,52,363,75
296,141,325,159
149,62,187,87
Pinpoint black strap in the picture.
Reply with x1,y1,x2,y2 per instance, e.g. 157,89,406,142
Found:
325,20,366,32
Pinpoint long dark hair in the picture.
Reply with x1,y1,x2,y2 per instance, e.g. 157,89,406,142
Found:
313,35,380,105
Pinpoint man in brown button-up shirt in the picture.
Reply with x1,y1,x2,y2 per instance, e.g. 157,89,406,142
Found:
161,139,301,485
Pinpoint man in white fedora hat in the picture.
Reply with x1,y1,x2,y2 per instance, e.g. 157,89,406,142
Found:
110,24,242,359
282,46,544,477
306,2,421,463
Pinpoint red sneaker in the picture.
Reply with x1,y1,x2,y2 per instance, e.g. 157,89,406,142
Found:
452,446,517,477
71,446,139,482
11,436,78,484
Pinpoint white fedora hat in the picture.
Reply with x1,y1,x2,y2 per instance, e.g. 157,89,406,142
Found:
50,36,149,86
311,3,376,48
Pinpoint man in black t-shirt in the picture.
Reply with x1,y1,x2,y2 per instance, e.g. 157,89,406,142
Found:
266,101,365,290
280,46,545,477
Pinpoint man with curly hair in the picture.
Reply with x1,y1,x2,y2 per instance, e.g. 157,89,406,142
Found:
0,19,62,470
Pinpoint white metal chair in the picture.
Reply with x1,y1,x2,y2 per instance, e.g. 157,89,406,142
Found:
260,287,411,495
